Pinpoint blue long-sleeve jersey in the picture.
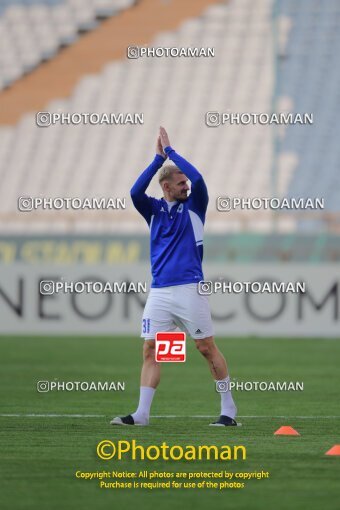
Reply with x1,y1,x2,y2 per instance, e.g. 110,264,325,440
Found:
130,146,209,287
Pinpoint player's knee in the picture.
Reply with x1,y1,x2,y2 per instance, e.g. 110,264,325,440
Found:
143,340,156,362
196,339,214,358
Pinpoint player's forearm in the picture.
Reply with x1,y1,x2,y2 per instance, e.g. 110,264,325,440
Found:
130,154,165,198
164,146,203,185
164,146,208,203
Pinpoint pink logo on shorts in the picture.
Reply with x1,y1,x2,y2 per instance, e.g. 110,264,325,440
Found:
155,332,186,362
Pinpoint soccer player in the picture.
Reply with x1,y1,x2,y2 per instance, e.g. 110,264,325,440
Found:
111,127,237,427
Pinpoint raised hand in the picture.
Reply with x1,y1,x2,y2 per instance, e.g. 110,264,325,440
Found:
159,126,171,150
156,135,166,158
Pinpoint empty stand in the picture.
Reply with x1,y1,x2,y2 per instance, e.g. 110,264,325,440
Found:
0,0,339,234
0,0,135,88
275,0,340,217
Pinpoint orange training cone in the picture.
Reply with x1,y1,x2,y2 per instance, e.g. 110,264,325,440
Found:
274,426,300,436
325,445,340,456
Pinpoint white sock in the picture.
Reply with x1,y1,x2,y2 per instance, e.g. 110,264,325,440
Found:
216,376,237,419
132,386,156,424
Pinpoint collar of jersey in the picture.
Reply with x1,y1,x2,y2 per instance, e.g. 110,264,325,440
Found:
161,197,179,212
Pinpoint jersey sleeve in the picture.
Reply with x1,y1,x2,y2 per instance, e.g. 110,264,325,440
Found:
130,154,165,224
164,146,209,220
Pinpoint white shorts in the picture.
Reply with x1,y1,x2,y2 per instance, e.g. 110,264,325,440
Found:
141,283,214,340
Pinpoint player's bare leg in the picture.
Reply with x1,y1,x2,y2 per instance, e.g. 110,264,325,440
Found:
195,337,238,426
111,340,159,426
195,336,228,380
140,340,160,388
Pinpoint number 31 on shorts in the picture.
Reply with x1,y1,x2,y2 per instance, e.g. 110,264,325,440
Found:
142,318,150,334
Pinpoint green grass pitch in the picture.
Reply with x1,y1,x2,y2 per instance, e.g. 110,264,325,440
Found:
0,336,339,510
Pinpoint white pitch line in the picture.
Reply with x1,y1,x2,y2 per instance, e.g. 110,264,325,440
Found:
0,413,105,418
0,414,340,419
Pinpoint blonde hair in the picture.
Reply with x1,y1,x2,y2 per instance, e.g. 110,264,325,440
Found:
158,164,183,184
